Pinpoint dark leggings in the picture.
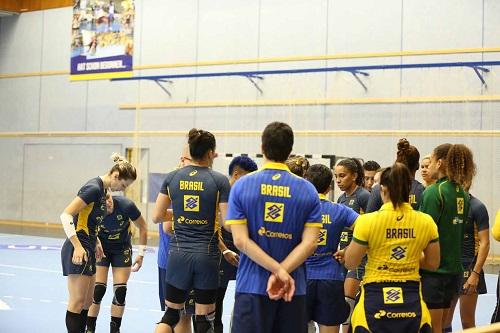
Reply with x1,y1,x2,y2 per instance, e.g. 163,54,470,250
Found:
491,272,500,323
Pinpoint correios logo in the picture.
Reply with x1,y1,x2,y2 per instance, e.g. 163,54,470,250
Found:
257,227,292,240
374,310,416,319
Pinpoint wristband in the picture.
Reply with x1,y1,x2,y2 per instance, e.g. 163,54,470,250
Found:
472,270,480,276
222,249,233,255
138,245,146,256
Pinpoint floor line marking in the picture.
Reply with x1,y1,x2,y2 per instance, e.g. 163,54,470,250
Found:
0,264,61,274
0,300,11,310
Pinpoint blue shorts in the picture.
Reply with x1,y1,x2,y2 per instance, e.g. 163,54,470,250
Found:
219,257,237,288
457,259,487,295
61,238,96,276
306,280,349,326
97,244,132,268
351,281,432,333
231,293,307,333
165,250,220,291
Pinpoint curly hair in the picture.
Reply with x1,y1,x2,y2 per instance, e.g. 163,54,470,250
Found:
446,144,476,187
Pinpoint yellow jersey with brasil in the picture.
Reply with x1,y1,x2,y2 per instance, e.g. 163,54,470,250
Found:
226,162,322,296
352,202,439,284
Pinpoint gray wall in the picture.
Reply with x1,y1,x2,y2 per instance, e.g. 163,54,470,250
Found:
1,0,500,251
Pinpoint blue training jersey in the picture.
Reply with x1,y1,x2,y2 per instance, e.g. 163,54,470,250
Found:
306,194,358,280
157,223,171,269
226,162,322,296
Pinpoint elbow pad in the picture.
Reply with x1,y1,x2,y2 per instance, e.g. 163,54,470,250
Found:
60,213,77,239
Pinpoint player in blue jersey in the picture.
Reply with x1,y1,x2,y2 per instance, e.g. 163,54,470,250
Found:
334,157,370,332
153,129,231,333
60,153,136,333
85,192,147,333
214,155,258,333
226,122,322,333
304,164,359,333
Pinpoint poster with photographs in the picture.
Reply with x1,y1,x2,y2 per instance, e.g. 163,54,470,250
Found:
70,0,135,80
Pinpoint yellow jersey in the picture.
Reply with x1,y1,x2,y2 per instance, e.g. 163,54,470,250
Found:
353,202,438,284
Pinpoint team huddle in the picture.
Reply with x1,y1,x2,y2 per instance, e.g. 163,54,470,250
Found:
59,121,497,333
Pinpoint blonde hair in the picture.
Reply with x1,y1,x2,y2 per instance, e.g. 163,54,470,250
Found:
108,152,136,180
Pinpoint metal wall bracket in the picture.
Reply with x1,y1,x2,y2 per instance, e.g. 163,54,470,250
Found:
469,66,489,87
244,74,264,94
152,79,173,97
347,70,370,92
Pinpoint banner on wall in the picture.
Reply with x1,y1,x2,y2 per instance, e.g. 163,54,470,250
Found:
70,0,135,81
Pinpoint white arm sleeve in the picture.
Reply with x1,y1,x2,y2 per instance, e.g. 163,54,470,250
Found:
60,213,77,239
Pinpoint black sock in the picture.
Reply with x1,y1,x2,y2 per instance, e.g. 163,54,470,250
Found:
111,316,122,327
66,310,82,333
443,327,452,333
86,316,97,331
80,309,89,333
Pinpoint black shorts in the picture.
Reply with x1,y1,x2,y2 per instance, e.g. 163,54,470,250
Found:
306,280,349,326
456,260,487,295
351,281,432,333
219,257,237,288
165,250,220,291
231,293,307,333
420,271,460,309
61,238,96,276
97,245,132,268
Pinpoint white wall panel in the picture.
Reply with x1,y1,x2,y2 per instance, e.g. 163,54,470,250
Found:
402,0,483,50
259,0,328,57
41,8,72,71
139,0,198,65
39,76,87,131
0,12,43,73
0,141,24,219
0,77,40,131
329,0,402,53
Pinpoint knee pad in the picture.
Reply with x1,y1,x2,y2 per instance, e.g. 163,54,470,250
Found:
343,296,356,325
112,284,127,306
93,283,107,305
195,311,215,333
160,307,181,328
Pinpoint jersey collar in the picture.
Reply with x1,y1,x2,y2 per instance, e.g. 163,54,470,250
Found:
261,162,290,172
319,193,328,201
380,202,412,211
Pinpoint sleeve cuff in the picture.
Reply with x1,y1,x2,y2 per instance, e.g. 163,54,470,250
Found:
429,237,439,243
304,222,322,228
226,219,247,225
352,237,368,246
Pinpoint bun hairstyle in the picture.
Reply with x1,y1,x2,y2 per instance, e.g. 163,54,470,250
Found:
188,128,216,160
396,138,420,173
337,158,364,186
285,155,310,177
380,162,412,208
108,152,137,180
